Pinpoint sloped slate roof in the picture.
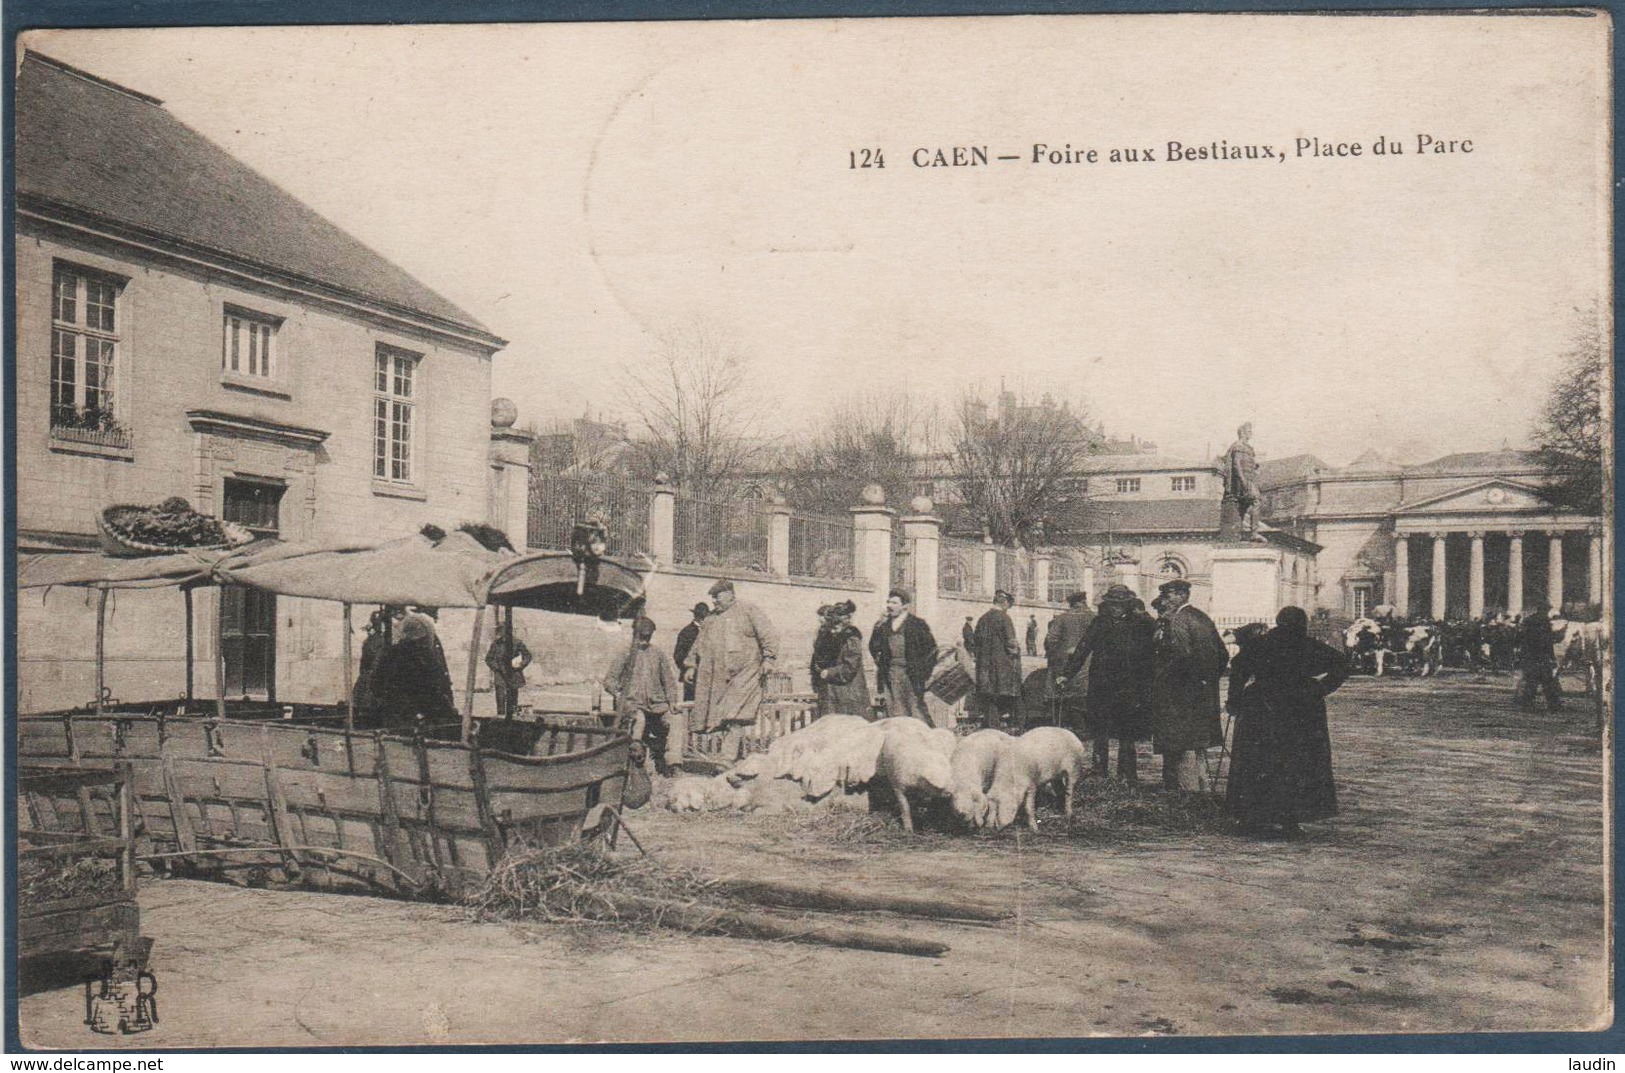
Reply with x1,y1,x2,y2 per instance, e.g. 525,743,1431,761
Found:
1258,453,1328,488
1402,450,1543,474
17,53,497,342
1077,453,1216,474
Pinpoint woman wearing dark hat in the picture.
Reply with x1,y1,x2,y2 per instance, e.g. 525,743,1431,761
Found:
1225,606,1347,837
870,588,937,721
1058,583,1155,779
811,600,872,718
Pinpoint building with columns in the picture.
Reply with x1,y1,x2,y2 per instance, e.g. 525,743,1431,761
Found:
1261,449,1605,620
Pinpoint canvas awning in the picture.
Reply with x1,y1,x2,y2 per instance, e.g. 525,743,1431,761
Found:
17,546,234,590
213,530,650,616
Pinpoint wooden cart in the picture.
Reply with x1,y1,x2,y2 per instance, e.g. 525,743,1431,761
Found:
18,763,148,972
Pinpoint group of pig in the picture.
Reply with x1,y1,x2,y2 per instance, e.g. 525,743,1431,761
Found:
672,714,1090,834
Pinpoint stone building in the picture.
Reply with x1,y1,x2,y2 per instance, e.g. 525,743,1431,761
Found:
1046,452,1320,618
1260,449,1606,620
15,52,520,711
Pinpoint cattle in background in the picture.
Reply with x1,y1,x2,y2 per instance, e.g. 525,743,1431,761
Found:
1344,618,1387,675
1556,619,1612,698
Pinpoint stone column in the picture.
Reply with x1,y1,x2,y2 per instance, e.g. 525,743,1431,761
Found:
981,536,998,598
1468,531,1485,620
767,496,792,576
1033,552,1054,606
649,477,676,566
849,485,896,593
487,417,535,549
1430,532,1448,621
1589,527,1604,608
1507,531,1524,614
1082,567,1097,604
1548,531,1564,611
1393,534,1409,617
901,498,943,628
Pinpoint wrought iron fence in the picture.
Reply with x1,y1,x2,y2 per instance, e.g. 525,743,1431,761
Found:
939,538,983,596
527,474,651,556
788,512,856,580
674,493,772,573
995,546,1037,603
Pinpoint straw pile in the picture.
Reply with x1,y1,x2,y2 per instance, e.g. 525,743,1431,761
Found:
19,855,120,903
461,842,713,931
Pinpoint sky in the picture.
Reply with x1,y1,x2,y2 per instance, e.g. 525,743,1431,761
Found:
22,15,1610,468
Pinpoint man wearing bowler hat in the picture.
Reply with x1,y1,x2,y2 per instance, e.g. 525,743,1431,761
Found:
1150,578,1229,791
673,602,709,703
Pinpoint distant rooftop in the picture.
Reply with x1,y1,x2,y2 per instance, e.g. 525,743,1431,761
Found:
17,51,500,345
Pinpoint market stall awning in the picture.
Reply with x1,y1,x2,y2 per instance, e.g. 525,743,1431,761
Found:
17,547,234,590
213,530,650,616
487,550,648,617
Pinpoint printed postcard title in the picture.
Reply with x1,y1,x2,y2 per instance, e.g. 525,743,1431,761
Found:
849,135,1473,170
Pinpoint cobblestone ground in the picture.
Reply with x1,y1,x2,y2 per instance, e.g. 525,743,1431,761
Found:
17,673,1609,1047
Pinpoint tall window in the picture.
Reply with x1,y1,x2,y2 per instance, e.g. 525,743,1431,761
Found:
374,345,419,483
1115,477,1140,494
1171,475,1196,492
50,264,124,439
1352,583,1372,619
223,308,279,380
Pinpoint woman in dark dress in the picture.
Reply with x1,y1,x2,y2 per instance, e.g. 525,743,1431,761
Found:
368,613,458,733
810,601,871,717
1225,605,1349,838
1058,584,1156,780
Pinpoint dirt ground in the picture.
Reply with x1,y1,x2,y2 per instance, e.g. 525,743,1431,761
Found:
17,673,1610,1047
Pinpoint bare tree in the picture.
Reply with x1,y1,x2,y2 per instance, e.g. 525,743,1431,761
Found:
620,322,772,499
953,389,1101,547
1533,313,1608,516
780,394,942,513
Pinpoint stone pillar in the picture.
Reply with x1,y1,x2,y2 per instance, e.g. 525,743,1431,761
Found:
1430,532,1448,621
767,496,791,576
901,498,943,628
1393,535,1409,617
1468,531,1485,620
487,415,535,550
981,536,998,598
1082,567,1097,604
849,485,896,593
1588,527,1604,608
1033,552,1054,606
1507,532,1524,614
1548,531,1564,611
649,478,676,566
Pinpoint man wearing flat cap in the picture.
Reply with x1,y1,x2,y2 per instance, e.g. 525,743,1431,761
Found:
973,589,1024,729
1150,578,1229,791
685,579,779,759
604,616,682,775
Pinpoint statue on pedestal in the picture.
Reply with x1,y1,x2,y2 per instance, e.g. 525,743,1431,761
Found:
1222,422,1263,541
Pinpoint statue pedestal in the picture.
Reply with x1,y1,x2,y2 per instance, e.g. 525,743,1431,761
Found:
1209,544,1284,630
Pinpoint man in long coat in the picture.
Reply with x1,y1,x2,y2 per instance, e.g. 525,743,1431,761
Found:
684,579,779,757
1150,578,1229,791
1044,591,1096,734
973,589,1024,728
